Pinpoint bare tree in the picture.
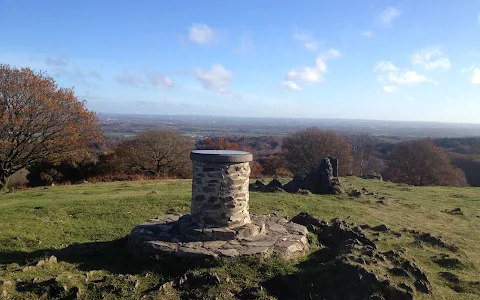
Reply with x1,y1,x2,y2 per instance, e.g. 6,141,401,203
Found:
115,130,194,177
346,134,385,176
0,65,102,189
347,134,373,175
282,127,353,175
384,139,467,186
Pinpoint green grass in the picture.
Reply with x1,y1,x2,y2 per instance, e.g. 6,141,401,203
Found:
0,177,479,299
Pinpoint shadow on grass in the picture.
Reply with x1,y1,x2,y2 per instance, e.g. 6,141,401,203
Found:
261,248,342,300
0,237,220,278
261,247,389,300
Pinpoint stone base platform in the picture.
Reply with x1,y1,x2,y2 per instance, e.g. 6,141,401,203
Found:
128,214,309,260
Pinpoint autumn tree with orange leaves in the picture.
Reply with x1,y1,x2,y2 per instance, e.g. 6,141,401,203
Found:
198,137,240,150
0,65,103,189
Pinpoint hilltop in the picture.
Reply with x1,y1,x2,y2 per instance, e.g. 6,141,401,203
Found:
0,177,479,299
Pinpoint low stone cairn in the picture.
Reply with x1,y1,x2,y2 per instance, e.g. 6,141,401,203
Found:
129,150,309,260
251,157,343,195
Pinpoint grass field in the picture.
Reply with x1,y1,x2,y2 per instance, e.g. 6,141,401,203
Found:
0,177,479,299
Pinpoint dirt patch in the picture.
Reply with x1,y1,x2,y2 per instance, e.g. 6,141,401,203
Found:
438,272,460,283
432,254,462,268
16,278,78,299
403,228,459,252
442,207,464,216
438,272,480,294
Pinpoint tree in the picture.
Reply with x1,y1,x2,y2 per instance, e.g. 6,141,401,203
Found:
449,153,480,187
347,134,372,175
197,137,240,150
115,130,194,177
0,65,102,190
282,127,353,175
249,161,264,178
384,139,467,186
346,134,386,176
261,154,292,177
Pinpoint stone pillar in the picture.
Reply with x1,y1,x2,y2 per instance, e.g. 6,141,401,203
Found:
328,156,339,177
190,150,253,228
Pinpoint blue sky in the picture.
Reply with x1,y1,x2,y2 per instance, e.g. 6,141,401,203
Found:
1,0,480,123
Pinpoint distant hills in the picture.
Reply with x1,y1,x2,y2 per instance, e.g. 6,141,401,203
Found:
98,113,480,138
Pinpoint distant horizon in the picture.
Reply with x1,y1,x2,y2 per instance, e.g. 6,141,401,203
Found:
98,112,480,126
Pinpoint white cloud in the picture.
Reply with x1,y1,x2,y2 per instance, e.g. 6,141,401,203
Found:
472,68,480,85
287,67,321,83
411,47,451,71
460,65,480,85
315,49,340,73
383,85,397,93
188,24,215,45
281,80,302,91
375,61,430,91
45,56,68,67
461,65,475,74
305,41,319,51
282,49,340,90
378,7,401,26
408,96,413,101
196,64,232,94
388,70,427,84
146,73,175,88
374,61,398,72
116,75,144,87
361,30,374,38
293,30,318,51
117,69,175,89
236,34,254,55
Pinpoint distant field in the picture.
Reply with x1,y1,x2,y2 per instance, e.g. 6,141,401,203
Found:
0,178,479,299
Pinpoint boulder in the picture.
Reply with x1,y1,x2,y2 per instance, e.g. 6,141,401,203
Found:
266,179,283,190
282,174,305,193
249,180,266,192
304,157,342,195
282,157,343,195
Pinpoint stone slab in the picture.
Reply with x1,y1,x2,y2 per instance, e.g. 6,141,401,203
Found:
190,150,253,163
129,214,309,260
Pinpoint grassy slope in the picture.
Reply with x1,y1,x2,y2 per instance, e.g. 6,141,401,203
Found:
0,177,479,299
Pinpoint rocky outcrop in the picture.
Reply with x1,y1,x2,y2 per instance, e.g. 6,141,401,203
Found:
287,212,432,299
328,156,339,177
302,158,340,194
255,157,343,195
281,175,305,193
